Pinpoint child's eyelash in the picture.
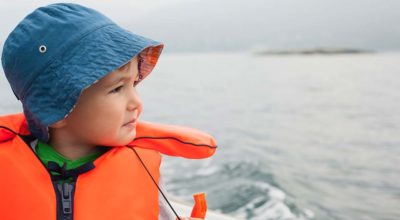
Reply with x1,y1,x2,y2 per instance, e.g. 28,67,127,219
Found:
110,85,123,93
110,81,139,93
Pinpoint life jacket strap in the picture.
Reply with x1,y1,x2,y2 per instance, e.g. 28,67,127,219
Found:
128,146,182,220
47,161,95,181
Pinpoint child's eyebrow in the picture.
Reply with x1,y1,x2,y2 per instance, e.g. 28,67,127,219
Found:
107,72,139,87
111,76,130,84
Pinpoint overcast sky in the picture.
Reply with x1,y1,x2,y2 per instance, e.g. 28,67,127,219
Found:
0,0,188,33
1,0,399,52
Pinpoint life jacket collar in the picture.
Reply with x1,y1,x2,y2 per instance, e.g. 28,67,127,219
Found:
0,113,30,143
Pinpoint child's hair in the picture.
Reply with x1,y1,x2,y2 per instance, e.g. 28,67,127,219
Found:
1,3,163,142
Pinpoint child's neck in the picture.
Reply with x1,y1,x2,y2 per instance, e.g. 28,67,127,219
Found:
50,142,99,160
48,133,99,160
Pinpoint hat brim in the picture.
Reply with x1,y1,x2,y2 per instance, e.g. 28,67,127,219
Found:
23,24,164,142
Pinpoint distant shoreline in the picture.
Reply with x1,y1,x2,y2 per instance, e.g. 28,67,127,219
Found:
253,48,374,56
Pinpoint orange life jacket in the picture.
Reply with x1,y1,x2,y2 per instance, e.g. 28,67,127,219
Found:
0,113,217,220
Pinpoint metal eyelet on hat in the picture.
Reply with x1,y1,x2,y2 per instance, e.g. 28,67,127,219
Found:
39,45,47,53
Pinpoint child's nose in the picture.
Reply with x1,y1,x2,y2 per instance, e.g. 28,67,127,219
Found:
127,87,142,111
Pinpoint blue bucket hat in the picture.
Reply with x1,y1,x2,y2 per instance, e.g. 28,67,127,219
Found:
1,3,164,142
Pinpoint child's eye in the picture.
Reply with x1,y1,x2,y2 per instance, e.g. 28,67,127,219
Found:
110,85,123,93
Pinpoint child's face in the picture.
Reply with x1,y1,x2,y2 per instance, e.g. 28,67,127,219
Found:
53,56,142,146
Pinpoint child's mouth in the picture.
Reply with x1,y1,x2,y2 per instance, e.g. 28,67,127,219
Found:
123,118,137,127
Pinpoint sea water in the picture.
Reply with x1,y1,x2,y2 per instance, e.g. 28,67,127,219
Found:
1,52,399,220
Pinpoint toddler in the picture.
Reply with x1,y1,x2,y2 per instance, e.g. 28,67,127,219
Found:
0,3,216,220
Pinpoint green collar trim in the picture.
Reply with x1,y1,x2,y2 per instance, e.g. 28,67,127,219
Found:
36,140,106,170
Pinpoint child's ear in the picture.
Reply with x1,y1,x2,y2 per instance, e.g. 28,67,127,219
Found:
49,118,67,128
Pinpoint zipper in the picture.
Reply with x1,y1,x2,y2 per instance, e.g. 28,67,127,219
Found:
55,181,76,220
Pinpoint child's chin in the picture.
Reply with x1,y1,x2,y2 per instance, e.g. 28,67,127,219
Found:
102,129,136,146
120,131,137,145
102,133,136,147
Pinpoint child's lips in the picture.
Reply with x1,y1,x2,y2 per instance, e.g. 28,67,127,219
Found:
123,118,137,127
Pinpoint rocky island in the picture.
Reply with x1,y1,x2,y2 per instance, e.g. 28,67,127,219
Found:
254,48,374,56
